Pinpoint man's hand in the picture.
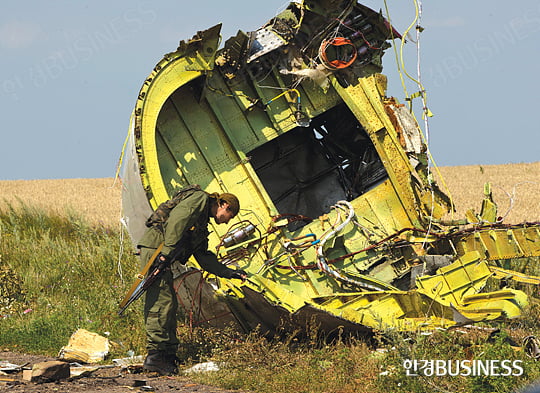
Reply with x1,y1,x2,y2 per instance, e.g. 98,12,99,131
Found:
229,269,248,282
157,253,170,265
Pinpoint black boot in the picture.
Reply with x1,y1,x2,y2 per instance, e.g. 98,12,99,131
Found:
143,350,178,375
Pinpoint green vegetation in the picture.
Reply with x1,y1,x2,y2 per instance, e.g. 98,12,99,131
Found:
1,204,540,392
0,203,144,355
187,326,540,393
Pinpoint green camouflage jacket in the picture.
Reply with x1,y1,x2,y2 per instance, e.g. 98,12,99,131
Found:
137,190,235,278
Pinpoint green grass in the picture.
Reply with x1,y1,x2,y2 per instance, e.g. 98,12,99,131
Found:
187,327,540,393
1,204,540,392
0,203,144,356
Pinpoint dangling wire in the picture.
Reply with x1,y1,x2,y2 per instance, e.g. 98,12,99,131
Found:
383,0,409,99
414,0,431,158
291,0,305,31
411,0,434,246
301,0,355,53
384,0,455,229
266,88,300,106
113,114,134,283
314,201,386,291
496,181,539,223
116,218,125,284
112,113,132,188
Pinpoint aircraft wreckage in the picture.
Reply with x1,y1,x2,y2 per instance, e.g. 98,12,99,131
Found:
120,0,540,336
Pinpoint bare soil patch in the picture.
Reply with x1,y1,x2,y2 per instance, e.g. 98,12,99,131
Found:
0,352,247,393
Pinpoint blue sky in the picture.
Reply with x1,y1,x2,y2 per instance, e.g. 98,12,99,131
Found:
1,1,539,180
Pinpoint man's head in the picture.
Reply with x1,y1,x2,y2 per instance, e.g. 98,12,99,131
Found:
212,193,240,224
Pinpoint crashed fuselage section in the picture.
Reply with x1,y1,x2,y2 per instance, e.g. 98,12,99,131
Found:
123,0,540,336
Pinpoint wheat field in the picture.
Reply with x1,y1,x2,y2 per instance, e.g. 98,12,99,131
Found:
433,162,539,224
0,162,538,228
0,178,122,228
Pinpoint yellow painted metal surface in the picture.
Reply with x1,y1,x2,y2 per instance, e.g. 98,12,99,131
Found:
455,226,540,260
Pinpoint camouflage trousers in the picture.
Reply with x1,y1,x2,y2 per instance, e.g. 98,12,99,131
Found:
140,247,179,355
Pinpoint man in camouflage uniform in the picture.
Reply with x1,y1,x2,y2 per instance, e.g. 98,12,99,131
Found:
137,187,247,375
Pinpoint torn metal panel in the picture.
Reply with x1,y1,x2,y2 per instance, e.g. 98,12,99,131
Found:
453,225,540,260
247,28,288,63
385,100,424,155
415,251,492,306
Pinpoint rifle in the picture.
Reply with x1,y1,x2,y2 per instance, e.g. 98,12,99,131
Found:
118,243,166,315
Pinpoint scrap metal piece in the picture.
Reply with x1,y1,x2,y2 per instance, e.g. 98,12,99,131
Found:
524,336,540,360
247,28,287,63
58,329,110,364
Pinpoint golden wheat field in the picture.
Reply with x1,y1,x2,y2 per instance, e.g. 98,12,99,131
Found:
433,162,539,224
0,178,122,228
0,162,538,228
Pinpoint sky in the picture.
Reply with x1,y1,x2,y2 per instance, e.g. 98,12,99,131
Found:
1,1,539,180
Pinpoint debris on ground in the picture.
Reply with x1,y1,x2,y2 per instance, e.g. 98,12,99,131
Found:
0,351,246,393
22,360,70,382
112,354,145,367
184,361,221,374
57,329,110,363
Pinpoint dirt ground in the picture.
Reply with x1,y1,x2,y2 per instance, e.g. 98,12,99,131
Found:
0,352,248,393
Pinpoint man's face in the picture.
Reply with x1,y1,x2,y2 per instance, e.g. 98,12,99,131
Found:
214,202,235,224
